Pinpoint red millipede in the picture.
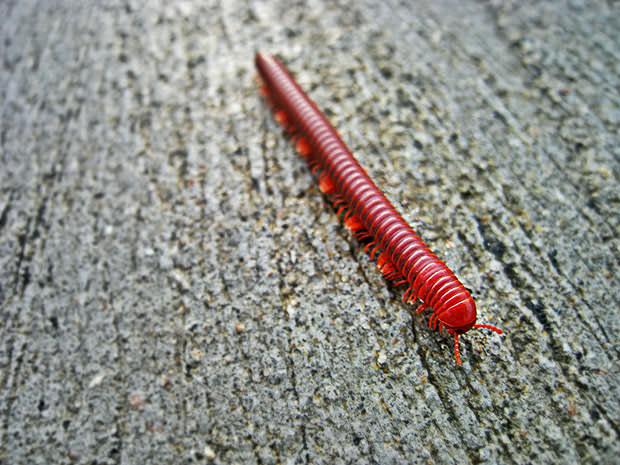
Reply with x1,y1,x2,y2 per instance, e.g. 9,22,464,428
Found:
255,52,502,365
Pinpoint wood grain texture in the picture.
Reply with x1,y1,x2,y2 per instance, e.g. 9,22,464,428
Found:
1,1,618,464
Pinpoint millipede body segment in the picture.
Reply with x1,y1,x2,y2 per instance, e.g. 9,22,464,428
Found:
255,52,502,365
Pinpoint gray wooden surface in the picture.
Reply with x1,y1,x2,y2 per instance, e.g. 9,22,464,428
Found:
1,1,619,464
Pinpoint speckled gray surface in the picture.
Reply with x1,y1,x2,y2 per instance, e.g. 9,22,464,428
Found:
1,0,619,464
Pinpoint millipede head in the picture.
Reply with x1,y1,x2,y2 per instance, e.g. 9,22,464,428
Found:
437,295,476,365
447,322,503,366
438,296,477,335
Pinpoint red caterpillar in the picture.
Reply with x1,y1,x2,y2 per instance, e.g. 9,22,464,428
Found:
255,52,502,365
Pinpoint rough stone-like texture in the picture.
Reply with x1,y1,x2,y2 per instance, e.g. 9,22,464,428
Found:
1,1,618,464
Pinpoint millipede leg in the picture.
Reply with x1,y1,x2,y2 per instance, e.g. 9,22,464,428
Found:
415,303,428,315
319,172,336,194
368,244,381,260
429,312,439,329
453,334,462,366
402,285,416,303
274,109,289,127
295,137,312,158
364,241,376,254
308,160,321,174
332,195,345,207
336,205,348,216
355,230,371,241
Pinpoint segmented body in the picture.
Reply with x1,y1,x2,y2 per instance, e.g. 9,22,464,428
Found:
256,52,501,365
